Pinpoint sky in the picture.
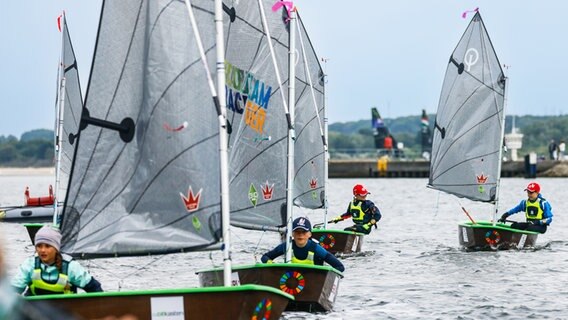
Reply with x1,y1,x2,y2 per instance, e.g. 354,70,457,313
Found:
2,0,568,137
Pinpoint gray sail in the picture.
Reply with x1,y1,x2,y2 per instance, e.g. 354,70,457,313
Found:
223,0,290,230
56,15,83,210
428,12,506,203
61,0,221,258
292,13,326,209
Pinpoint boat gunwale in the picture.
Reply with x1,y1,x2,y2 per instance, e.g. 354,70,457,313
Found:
311,228,366,236
25,283,294,301
459,220,540,235
196,262,344,277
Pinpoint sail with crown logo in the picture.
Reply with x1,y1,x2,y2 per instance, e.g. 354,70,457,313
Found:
198,2,343,312
292,12,326,210
428,11,539,250
223,1,326,232
26,1,293,318
223,0,290,231
428,11,505,203
60,0,222,256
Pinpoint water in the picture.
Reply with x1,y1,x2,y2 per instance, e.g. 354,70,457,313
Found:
1,173,567,319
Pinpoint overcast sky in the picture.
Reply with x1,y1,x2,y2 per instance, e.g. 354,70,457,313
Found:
2,0,568,137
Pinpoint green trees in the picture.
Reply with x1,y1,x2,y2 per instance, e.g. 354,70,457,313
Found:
329,114,568,159
2,115,568,166
0,130,54,167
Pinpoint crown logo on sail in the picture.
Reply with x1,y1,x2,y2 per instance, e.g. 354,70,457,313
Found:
261,181,274,200
180,186,202,213
309,178,318,189
476,173,488,184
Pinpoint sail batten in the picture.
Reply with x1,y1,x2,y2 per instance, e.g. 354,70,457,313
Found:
429,12,505,204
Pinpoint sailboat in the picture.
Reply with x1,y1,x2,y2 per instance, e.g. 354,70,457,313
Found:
24,1,292,318
23,12,84,243
197,1,343,312
0,13,81,225
428,11,538,251
311,219,364,255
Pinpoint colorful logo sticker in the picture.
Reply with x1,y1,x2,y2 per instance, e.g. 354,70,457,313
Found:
318,234,336,250
251,298,272,320
261,181,274,200
180,186,202,213
245,101,267,134
279,271,305,295
249,183,258,207
485,230,501,245
225,61,272,134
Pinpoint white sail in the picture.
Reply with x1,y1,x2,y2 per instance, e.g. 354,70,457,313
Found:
292,12,326,209
54,13,83,225
429,12,506,204
61,0,222,257
223,0,291,231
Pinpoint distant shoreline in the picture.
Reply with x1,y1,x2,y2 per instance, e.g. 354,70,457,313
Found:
0,167,54,176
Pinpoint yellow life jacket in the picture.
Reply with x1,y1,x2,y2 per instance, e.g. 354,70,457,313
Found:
349,200,366,223
29,257,72,296
291,250,315,265
525,198,544,221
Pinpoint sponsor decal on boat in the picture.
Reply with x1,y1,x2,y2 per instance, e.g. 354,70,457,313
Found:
150,296,185,320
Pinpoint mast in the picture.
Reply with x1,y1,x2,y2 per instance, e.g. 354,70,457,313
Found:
257,0,294,261
215,0,231,287
285,6,296,263
493,75,508,225
53,12,66,228
183,0,231,286
323,111,329,228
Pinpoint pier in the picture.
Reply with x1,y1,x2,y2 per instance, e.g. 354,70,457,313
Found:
329,159,563,178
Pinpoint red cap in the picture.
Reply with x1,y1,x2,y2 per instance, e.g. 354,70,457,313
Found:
524,182,540,193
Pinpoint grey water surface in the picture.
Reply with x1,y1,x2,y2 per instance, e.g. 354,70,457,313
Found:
1,174,566,319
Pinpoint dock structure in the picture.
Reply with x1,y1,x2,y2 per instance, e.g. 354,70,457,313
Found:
329,159,559,178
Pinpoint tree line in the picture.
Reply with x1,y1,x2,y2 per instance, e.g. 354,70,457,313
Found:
0,130,54,167
2,115,567,166
329,114,568,159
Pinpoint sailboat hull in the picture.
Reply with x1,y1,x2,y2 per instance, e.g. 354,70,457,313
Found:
458,221,539,250
0,205,54,223
26,285,291,320
198,263,342,312
311,229,365,254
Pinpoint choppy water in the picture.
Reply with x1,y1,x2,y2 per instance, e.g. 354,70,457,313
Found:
1,174,567,319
